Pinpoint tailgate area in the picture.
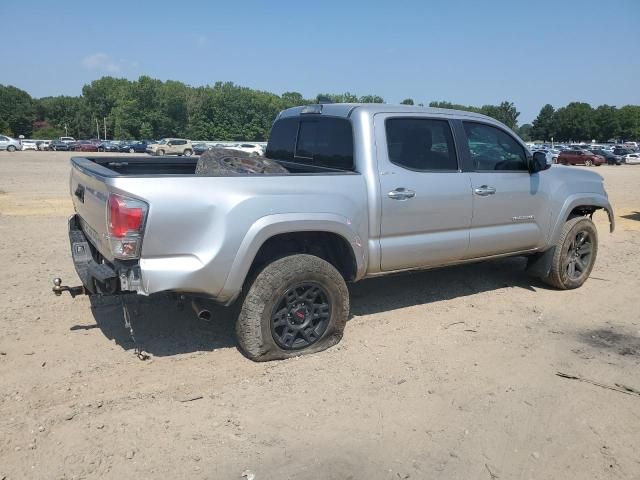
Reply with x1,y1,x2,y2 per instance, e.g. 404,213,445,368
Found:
68,215,119,294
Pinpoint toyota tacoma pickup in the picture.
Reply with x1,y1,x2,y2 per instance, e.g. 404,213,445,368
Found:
56,103,614,361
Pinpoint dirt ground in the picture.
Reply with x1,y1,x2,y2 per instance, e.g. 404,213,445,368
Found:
1,151,639,480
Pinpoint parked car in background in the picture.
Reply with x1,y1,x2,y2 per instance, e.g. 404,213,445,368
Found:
119,140,150,153
229,143,264,156
624,153,640,164
59,136,76,144
557,149,604,166
146,138,193,156
21,140,38,151
50,139,72,151
192,142,211,155
74,140,99,152
613,147,633,156
37,140,51,151
591,149,623,165
623,142,638,151
0,135,21,152
98,141,121,152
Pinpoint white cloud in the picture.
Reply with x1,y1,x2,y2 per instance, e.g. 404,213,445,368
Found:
82,53,122,73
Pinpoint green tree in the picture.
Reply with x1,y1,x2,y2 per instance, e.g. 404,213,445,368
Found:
480,101,520,129
530,104,556,141
0,84,34,136
401,98,414,105
518,124,533,141
616,105,640,140
554,102,595,141
593,105,618,141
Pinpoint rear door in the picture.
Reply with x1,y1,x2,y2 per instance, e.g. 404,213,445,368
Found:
375,114,473,271
461,121,549,257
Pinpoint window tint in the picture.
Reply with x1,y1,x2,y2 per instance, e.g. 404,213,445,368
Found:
463,122,528,171
295,117,354,170
385,118,458,171
267,116,354,170
266,117,298,161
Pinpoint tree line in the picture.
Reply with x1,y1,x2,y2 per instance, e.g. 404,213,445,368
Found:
0,76,638,142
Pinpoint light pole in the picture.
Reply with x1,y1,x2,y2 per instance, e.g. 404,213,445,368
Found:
103,117,107,140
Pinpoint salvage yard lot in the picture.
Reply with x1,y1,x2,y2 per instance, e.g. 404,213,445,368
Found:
1,151,639,479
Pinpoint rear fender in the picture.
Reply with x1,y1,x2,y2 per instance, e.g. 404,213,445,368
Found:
217,213,366,305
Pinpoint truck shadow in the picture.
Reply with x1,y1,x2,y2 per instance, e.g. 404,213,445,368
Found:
82,256,542,357
350,256,539,316
86,294,237,357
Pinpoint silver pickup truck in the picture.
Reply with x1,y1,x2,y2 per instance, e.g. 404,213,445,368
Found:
57,103,614,361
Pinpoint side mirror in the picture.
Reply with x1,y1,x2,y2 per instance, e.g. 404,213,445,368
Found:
530,151,551,173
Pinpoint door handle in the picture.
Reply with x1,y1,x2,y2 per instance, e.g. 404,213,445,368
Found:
388,188,416,200
474,185,496,196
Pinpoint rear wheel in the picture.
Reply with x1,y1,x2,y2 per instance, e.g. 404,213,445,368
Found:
184,149,193,157
542,216,598,290
236,254,349,361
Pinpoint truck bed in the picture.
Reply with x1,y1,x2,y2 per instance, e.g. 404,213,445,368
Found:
73,156,354,177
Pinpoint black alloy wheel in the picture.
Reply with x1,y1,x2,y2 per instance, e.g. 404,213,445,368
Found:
271,282,331,350
563,230,593,280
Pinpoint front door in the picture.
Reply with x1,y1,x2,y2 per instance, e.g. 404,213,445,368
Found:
375,114,473,271
460,121,549,258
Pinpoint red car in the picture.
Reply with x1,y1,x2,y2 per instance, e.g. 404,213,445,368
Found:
74,140,99,152
557,149,604,167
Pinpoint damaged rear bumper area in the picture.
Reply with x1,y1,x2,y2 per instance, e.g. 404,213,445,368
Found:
53,215,142,297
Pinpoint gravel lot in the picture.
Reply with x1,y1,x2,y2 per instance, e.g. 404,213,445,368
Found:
1,151,639,479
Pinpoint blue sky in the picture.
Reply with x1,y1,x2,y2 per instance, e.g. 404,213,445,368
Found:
2,0,639,123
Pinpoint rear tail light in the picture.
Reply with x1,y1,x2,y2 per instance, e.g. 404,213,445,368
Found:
107,193,148,259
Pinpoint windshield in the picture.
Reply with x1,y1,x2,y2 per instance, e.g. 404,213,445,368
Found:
157,139,167,145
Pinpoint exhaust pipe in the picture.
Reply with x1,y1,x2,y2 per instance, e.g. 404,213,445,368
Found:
191,299,212,321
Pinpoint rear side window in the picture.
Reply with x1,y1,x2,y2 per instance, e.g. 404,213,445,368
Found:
295,117,353,170
385,118,458,171
266,117,298,161
463,122,527,171
267,116,354,170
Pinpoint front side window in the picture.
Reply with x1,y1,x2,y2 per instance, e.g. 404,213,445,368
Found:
385,118,458,171
463,122,528,171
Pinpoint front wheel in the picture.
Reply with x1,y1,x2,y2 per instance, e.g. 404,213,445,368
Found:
7,145,16,152
129,147,135,153
585,159,593,167
542,216,598,290
236,254,349,361
157,149,165,156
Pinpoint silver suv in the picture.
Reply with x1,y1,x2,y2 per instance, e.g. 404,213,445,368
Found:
146,138,193,156
0,135,21,152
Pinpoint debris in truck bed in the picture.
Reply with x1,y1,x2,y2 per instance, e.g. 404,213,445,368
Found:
195,147,289,176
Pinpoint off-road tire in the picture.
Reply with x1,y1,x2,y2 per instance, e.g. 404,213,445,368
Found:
236,254,349,362
542,216,598,290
